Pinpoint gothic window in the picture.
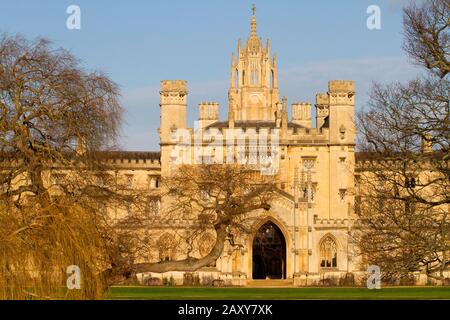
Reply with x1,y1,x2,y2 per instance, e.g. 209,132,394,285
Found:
250,60,259,85
147,198,161,216
148,176,160,190
303,159,315,170
320,236,338,268
198,232,216,257
126,174,133,189
302,185,316,202
270,69,274,89
157,233,177,262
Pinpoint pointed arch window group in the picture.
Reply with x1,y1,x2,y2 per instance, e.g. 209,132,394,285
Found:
320,236,338,268
250,59,259,85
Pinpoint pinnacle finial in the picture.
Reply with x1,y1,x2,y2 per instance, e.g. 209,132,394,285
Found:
250,4,257,35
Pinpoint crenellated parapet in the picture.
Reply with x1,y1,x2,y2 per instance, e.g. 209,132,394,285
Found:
315,80,356,145
159,80,188,143
314,218,356,230
160,80,188,105
100,151,161,167
328,80,355,106
291,102,312,128
315,93,329,130
198,102,219,120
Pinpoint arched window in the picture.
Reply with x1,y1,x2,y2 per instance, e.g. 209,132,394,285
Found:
157,233,177,262
320,236,337,268
250,60,259,85
198,232,216,257
270,69,274,89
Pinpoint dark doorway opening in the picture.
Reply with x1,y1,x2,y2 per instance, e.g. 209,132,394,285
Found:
252,221,286,279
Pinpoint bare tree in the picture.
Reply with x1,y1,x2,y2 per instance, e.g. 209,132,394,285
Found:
127,164,276,275
355,0,449,283
403,0,450,78
356,79,449,282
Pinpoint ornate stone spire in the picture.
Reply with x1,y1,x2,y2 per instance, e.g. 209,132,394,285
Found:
247,4,261,53
251,4,257,35
227,5,279,121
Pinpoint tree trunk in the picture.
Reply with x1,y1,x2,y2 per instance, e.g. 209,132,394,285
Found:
132,223,228,274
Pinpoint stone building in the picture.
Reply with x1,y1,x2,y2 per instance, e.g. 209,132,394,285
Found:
122,10,362,286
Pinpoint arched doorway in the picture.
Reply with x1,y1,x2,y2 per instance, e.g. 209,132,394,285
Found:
252,221,286,279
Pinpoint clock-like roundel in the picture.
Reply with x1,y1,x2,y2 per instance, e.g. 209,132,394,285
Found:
250,93,261,104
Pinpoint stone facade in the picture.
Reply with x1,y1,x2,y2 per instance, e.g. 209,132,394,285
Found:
133,11,362,286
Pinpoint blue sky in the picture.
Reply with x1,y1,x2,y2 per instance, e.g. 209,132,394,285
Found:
0,0,423,150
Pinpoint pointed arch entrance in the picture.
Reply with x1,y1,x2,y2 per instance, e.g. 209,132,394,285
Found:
252,221,286,279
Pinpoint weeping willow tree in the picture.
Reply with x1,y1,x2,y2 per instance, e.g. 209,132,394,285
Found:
0,34,149,299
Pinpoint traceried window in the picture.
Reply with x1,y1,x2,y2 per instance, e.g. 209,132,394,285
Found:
250,60,259,85
148,175,160,190
303,159,315,170
302,184,316,202
146,197,161,216
198,232,215,257
157,233,177,262
320,236,337,268
126,174,133,189
270,69,274,89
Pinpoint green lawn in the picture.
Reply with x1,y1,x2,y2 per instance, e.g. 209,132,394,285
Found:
106,286,450,300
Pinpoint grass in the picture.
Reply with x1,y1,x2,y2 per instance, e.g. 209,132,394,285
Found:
106,286,450,300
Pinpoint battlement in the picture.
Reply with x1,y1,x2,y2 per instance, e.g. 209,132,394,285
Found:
291,102,312,128
315,93,329,106
160,80,187,93
292,103,311,118
328,80,355,93
314,218,352,229
160,80,188,106
286,127,329,143
328,80,355,107
199,102,219,121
